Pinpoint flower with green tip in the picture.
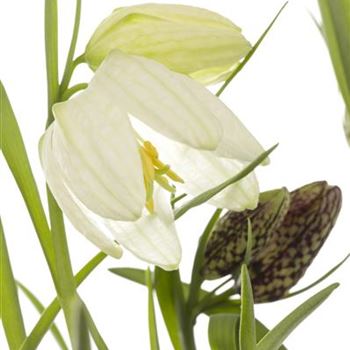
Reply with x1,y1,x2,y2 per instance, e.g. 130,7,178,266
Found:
40,50,265,271
85,3,251,85
202,181,342,302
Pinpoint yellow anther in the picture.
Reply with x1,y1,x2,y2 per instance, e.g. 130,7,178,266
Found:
139,140,184,213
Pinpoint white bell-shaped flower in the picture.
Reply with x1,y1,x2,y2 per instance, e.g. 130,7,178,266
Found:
40,50,265,270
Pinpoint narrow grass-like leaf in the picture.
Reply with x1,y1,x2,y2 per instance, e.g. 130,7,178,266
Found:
146,268,160,350
0,81,56,275
257,283,339,350
187,209,222,309
284,253,349,299
21,252,106,350
175,145,277,220
255,320,287,350
109,268,146,286
239,264,257,350
17,281,68,350
0,219,26,349
216,2,288,97
208,314,240,350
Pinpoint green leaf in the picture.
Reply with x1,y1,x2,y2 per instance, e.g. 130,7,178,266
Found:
21,252,106,350
0,219,26,349
174,145,278,220
255,320,287,350
208,314,240,350
208,314,288,350
16,281,68,350
318,0,350,144
187,209,223,309
257,283,339,350
203,300,241,316
0,81,56,274
146,268,160,350
239,265,257,350
154,268,188,350
216,2,288,97
109,267,146,286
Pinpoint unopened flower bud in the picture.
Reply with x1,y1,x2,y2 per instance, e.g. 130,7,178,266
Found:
85,4,251,85
202,181,342,302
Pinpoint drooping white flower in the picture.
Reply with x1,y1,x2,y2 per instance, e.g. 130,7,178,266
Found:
40,50,265,270
85,3,251,85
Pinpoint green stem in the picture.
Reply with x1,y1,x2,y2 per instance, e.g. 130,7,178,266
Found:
45,0,59,128
60,0,83,93
0,218,27,349
61,83,88,101
44,1,91,348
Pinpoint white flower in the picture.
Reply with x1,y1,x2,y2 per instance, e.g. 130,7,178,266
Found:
40,50,265,270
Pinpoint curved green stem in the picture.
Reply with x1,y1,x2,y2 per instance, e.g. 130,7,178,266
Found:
61,83,88,101
60,0,83,93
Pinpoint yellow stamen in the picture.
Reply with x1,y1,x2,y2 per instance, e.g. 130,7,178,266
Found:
139,140,184,213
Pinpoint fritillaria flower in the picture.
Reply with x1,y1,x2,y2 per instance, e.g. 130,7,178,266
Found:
85,3,251,85
40,50,265,270
202,181,342,302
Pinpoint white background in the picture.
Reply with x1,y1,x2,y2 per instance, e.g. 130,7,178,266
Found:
1,0,350,349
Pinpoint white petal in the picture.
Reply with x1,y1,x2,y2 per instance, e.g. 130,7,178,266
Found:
160,141,259,211
90,49,223,150
52,87,146,221
104,186,181,270
212,105,267,162
39,125,123,258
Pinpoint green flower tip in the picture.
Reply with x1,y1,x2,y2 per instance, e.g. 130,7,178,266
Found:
85,3,251,85
202,181,342,303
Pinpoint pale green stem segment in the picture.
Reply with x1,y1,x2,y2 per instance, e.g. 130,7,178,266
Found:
60,0,83,93
0,218,27,349
239,265,256,350
146,268,160,350
16,281,68,350
61,83,88,101
20,252,106,350
256,283,339,350
44,1,95,348
45,0,59,127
